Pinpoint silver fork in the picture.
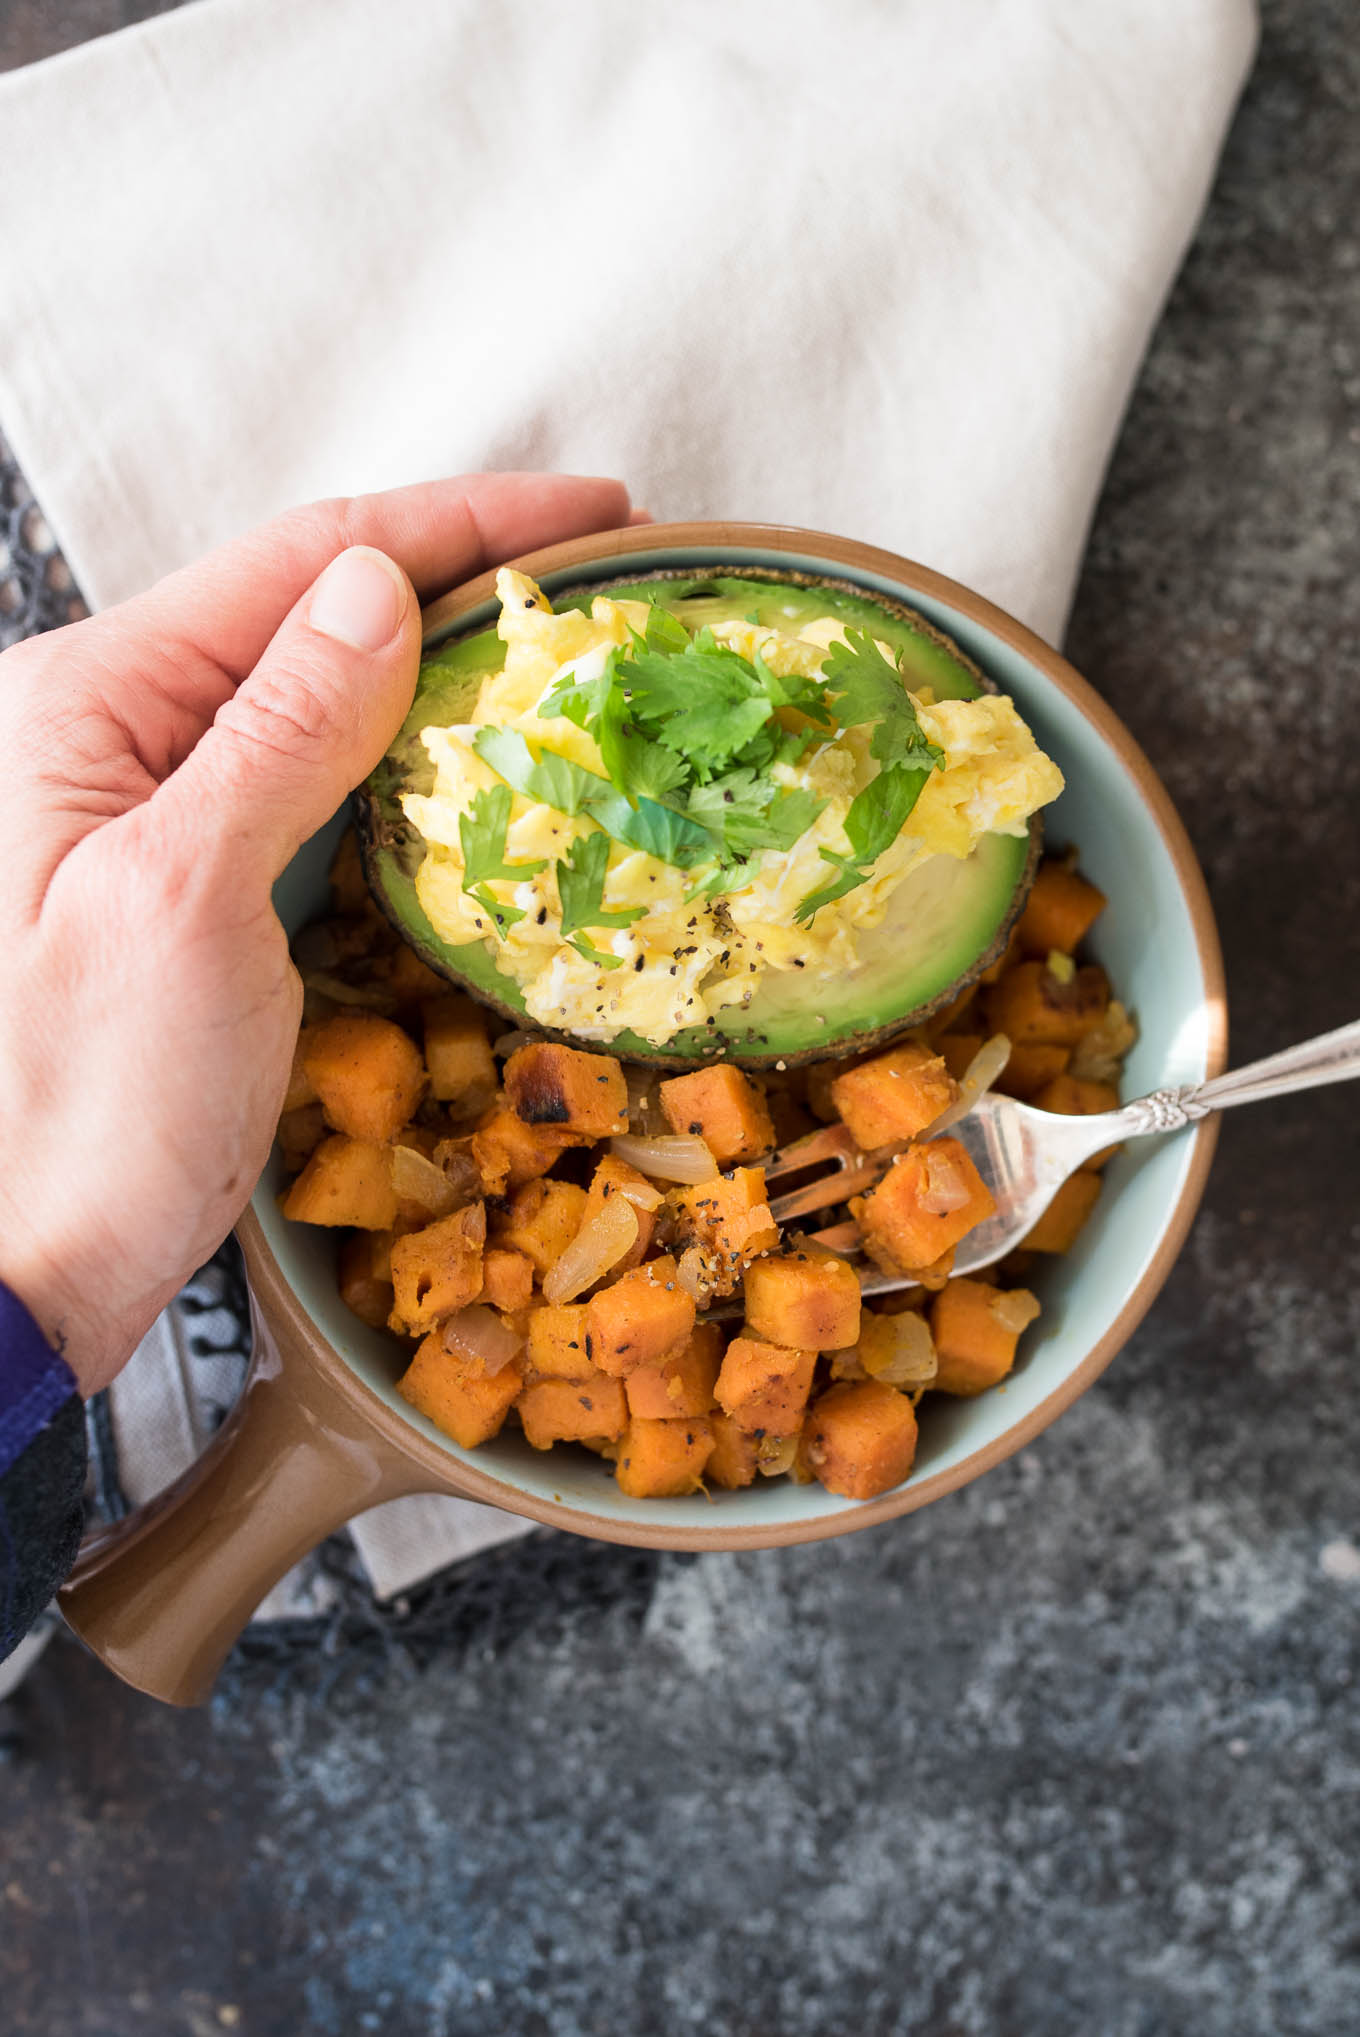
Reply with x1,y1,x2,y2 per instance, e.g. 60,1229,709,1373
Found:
766,1017,1360,1300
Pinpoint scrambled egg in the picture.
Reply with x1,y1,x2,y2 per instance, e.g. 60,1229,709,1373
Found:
400,571,1063,1045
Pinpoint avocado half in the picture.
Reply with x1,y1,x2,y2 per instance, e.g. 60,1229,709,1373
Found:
355,568,1041,1070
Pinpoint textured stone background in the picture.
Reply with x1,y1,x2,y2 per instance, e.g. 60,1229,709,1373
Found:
2,4,1359,2034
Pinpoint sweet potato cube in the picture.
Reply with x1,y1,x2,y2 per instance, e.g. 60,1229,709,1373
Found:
1032,1074,1121,1167
525,1303,596,1381
831,1044,958,1149
994,1043,1071,1100
378,945,450,1011
1017,861,1107,956
624,1322,723,1419
471,1104,578,1196
705,1411,761,1489
388,1202,486,1335
742,1249,861,1351
585,1256,696,1376
421,995,497,1113
930,1278,1041,1395
984,961,1110,1047
667,1167,779,1272
283,1036,319,1113
480,1247,535,1312
938,1034,985,1082
1021,1171,1102,1253
580,1155,656,1273
803,1380,918,1500
337,1229,397,1329
491,1178,589,1278
853,1137,995,1275
300,1014,426,1143
658,1064,775,1166
714,1336,817,1437
277,1102,328,1173
281,1135,398,1230
615,1415,715,1498
398,1332,521,1448
518,1374,628,1449
503,1042,629,1138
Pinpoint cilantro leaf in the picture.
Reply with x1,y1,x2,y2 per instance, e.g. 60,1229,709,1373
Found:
586,789,712,866
473,726,596,816
458,783,547,937
793,761,933,923
538,652,614,732
819,630,946,769
555,832,647,969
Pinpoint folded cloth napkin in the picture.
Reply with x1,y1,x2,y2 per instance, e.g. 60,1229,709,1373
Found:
0,0,1256,1606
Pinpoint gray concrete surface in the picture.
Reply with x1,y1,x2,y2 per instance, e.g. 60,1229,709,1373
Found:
3,3,1359,2033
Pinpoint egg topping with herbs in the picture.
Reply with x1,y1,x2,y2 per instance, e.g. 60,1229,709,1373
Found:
399,570,1063,1047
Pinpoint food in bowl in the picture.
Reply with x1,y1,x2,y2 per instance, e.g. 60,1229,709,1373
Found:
276,821,1132,1503
357,568,1064,1067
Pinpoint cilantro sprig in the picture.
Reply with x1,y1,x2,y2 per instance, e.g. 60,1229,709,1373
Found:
555,832,646,970
458,784,546,932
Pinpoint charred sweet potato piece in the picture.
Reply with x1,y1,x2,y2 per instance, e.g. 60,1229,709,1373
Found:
579,1154,657,1273
585,1256,696,1376
281,1135,398,1230
518,1374,628,1449
704,1411,761,1489
624,1321,723,1420
277,1102,328,1173
421,996,497,1114
1032,1074,1122,1168
830,1043,958,1150
398,1332,521,1448
658,1064,775,1167
388,1202,486,1335
471,1104,578,1196
615,1415,714,1498
1016,861,1107,956
300,1014,426,1144
984,961,1110,1048
1021,1171,1102,1253
503,1042,629,1138
338,1229,397,1329
803,1380,918,1499
666,1167,779,1286
930,1278,1041,1395
525,1303,596,1381
714,1336,816,1437
480,1247,535,1312
491,1178,589,1279
994,1043,1071,1100
852,1137,995,1275
742,1248,861,1351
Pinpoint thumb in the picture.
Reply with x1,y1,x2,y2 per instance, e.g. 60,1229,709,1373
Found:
154,545,420,884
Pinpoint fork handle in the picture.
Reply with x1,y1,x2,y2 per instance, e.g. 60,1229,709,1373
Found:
1114,1016,1360,1139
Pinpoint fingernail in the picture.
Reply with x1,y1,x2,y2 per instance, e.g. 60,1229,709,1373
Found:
309,547,408,651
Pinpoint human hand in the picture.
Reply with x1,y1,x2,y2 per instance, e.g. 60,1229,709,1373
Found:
0,472,637,1396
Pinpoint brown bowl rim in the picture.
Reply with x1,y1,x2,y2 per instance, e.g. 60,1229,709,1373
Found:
238,519,1228,1552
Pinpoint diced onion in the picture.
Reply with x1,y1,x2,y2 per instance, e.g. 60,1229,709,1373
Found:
542,1196,640,1305
860,1310,937,1389
924,1033,1013,1138
391,1143,461,1216
674,1246,713,1302
990,1288,1042,1335
756,1434,800,1478
624,1069,668,1135
299,970,395,1012
609,1133,719,1184
440,1305,523,1374
430,1140,485,1203
918,1149,972,1215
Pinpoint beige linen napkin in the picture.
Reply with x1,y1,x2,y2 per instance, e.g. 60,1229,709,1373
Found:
0,0,1256,1602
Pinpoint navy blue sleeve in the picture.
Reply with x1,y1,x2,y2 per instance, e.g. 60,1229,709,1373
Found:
0,1283,87,1662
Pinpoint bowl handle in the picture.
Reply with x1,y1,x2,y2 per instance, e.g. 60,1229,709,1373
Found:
59,1292,433,1706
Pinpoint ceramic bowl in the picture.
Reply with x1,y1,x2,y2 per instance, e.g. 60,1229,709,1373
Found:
62,523,1226,1703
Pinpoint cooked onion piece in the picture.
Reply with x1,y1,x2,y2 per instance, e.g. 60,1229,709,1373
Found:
542,1195,640,1304
609,1133,720,1184
440,1304,524,1374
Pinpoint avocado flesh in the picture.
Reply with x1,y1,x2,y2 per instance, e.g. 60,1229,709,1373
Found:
357,570,1039,1070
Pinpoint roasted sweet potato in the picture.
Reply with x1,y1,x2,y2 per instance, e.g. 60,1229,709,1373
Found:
666,1167,779,1285
1021,1171,1102,1253
829,1043,957,1150
852,1137,995,1275
281,1135,398,1230
994,1043,1071,1100
1017,860,1107,957
585,1256,696,1376
283,1036,319,1113
398,1332,521,1447
471,1104,578,1196
579,1154,657,1273
300,1013,426,1144
984,961,1110,1048
714,1336,817,1437
615,1415,714,1498
480,1246,535,1312
337,1229,397,1329
938,1034,985,1082
1032,1074,1122,1167
802,1380,918,1499
704,1411,761,1489
491,1178,589,1279
388,1202,487,1335
421,996,497,1114
378,945,451,1012
930,1278,1041,1395
518,1374,628,1449
624,1322,723,1419
277,1102,328,1173
504,1042,629,1138
658,1064,775,1166
742,1248,861,1351
525,1303,596,1381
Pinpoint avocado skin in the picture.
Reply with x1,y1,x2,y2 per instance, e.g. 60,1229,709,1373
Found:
354,566,1042,1071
